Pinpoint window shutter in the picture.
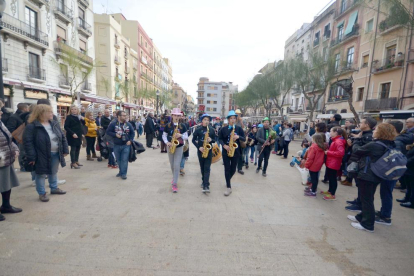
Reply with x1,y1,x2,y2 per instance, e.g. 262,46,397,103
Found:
344,11,358,35
57,26,66,40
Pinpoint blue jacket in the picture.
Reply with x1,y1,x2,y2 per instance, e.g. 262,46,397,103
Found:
106,121,135,146
273,124,281,135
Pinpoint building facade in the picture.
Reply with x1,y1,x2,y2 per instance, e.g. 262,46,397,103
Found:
1,0,98,125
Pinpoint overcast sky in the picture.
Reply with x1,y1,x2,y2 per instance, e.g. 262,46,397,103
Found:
93,0,332,99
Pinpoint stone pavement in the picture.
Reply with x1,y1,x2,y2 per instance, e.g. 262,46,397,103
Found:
0,137,413,276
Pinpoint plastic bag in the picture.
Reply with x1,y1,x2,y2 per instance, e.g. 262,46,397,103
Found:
295,163,309,185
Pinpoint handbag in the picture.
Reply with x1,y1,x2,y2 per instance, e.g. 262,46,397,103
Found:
81,124,88,135
12,124,25,144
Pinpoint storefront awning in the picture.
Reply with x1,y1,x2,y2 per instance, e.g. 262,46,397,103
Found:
380,110,414,120
80,93,116,105
123,103,139,109
317,113,355,119
4,78,71,95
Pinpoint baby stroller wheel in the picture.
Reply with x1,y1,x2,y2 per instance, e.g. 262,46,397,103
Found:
97,157,103,162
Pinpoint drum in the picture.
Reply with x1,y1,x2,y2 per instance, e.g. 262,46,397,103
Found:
212,143,222,163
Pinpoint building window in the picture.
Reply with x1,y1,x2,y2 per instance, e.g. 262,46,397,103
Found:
57,25,66,43
357,88,364,101
366,19,374,32
362,54,369,67
324,23,331,39
380,83,391,99
78,7,85,19
214,101,217,104
386,45,396,66
29,52,40,78
341,0,346,13
25,7,38,36
334,53,340,72
338,25,344,40
314,31,320,46
79,39,87,53
346,47,354,67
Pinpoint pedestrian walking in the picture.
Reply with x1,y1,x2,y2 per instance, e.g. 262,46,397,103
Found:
23,104,69,202
64,105,84,169
84,112,98,161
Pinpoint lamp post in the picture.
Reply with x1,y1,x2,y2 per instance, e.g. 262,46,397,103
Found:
156,89,160,116
0,0,6,100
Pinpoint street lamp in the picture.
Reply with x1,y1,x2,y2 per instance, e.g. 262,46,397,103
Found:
156,89,160,116
0,0,6,100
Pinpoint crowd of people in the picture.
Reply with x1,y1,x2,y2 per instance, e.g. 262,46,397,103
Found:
1,98,413,235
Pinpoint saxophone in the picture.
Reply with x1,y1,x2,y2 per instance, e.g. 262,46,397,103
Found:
202,125,212,158
227,125,238,157
169,123,180,154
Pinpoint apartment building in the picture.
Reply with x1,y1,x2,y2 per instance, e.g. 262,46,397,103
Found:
1,0,98,125
221,82,238,117
163,58,173,92
94,13,140,116
172,82,187,109
186,95,195,117
153,44,163,93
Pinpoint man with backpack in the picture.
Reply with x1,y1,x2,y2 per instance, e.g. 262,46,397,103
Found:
347,123,406,232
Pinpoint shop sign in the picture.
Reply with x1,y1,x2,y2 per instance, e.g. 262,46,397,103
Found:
24,89,48,100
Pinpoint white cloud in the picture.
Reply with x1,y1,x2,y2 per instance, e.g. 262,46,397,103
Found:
93,0,330,99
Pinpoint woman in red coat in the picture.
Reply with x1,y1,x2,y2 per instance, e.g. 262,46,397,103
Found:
321,127,346,201
304,134,327,197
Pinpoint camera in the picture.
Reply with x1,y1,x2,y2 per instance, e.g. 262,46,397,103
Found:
121,134,127,142
351,129,361,134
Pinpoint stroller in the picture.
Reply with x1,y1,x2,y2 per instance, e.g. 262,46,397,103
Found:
97,128,109,161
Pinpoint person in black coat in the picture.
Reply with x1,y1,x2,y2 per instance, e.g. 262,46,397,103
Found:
348,123,397,233
64,105,84,169
23,104,69,202
6,103,29,171
145,113,156,148
327,114,342,132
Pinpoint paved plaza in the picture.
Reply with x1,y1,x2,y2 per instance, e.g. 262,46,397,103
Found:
0,138,413,276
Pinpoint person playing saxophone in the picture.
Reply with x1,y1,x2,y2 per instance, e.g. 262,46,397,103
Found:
192,114,215,193
256,117,276,177
162,108,188,193
218,110,246,196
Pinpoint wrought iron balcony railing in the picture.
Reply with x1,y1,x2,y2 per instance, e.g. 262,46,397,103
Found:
28,66,46,81
331,26,359,48
365,97,398,111
77,17,92,36
372,55,404,74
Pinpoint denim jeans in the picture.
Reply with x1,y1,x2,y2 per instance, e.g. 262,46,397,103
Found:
180,154,186,169
35,152,59,195
380,179,396,218
108,147,116,166
249,146,255,160
244,147,250,164
113,144,131,176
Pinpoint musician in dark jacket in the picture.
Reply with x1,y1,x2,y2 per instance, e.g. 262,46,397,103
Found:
64,105,84,169
192,114,215,193
348,123,397,233
219,110,246,197
255,117,275,177
23,104,69,202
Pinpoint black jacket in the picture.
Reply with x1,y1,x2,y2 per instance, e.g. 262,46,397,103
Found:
192,126,215,150
23,120,69,175
349,139,395,183
256,127,274,148
351,130,374,154
327,121,340,132
144,116,155,134
6,110,24,133
218,125,246,154
406,147,414,175
101,116,112,130
0,106,13,125
395,133,414,155
64,115,83,147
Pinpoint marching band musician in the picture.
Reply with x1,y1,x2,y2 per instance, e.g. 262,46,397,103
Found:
246,125,258,166
256,117,276,177
219,110,246,196
162,108,188,193
235,109,245,175
192,114,216,193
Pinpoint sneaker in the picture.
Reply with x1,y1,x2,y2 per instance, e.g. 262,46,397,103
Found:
400,202,414,209
341,181,352,187
238,170,244,175
57,180,66,185
262,171,267,177
51,188,66,195
351,222,374,233
304,186,311,192
39,193,49,202
202,186,208,193
121,175,127,180
304,191,316,197
375,216,392,226
254,162,257,166
116,173,121,177
108,165,112,168
347,215,358,222
321,180,329,184
172,184,178,193
320,190,331,195
271,151,277,154
205,187,210,193
250,158,253,163
180,169,185,176
256,168,260,173
345,204,361,212
323,194,336,201
346,198,358,205
112,165,119,169
224,188,232,196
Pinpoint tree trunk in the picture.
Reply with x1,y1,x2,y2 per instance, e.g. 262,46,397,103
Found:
347,92,360,124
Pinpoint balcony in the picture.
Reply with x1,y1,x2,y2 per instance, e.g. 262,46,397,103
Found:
2,59,8,74
78,0,89,8
58,75,71,89
0,12,49,49
30,0,48,7
82,82,92,92
124,51,129,60
335,0,361,19
331,26,359,48
313,38,320,47
114,56,121,65
27,66,46,83
54,41,93,66
365,97,398,111
334,62,358,76
77,17,92,37
379,19,403,35
328,94,350,103
125,67,130,74
372,55,404,74
114,41,120,49
54,3,73,25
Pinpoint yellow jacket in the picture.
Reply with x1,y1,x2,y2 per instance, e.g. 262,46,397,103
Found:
85,118,98,137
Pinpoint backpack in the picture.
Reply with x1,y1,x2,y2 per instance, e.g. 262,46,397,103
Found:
368,141,407,181
289,129,294,140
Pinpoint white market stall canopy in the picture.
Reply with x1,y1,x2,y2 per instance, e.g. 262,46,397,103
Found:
317,113,355,119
